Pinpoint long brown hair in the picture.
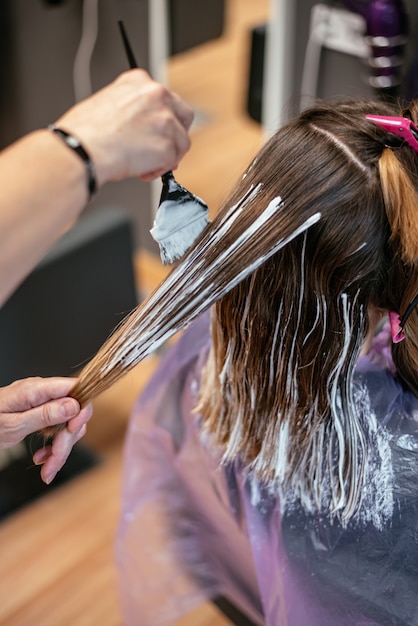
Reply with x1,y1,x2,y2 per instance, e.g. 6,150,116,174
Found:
69,98,418,523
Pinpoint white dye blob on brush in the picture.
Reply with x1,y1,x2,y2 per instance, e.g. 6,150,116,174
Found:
151,171,210,265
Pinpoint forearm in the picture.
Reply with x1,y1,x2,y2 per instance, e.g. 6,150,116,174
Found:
0,129,88,306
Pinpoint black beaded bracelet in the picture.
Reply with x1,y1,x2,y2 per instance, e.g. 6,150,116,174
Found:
47,124,97,199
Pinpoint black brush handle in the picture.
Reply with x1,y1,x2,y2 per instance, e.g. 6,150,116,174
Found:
118,20,139,69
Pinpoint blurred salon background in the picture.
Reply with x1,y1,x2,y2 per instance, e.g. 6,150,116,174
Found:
0,1,417,625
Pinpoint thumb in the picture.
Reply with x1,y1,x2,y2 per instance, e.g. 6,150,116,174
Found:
25,397,81,437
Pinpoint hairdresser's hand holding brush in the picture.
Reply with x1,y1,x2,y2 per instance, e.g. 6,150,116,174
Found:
56,68,194,184
0,68,193,307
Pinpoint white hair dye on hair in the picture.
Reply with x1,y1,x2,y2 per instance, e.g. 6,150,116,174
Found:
219,337,235,387
73,178,322,405
328,293,353,512
269,301,284,389
302,294,321,347
242,287,393,529
285,232,307,400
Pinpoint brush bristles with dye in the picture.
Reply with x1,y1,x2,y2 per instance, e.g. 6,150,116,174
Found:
70,184,320,406
152,209,210,266
151,172,211,264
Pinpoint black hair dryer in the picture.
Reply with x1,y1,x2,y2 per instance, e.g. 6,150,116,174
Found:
342,0,408,99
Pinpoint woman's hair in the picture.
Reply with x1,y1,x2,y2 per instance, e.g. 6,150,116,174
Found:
69,97,418,524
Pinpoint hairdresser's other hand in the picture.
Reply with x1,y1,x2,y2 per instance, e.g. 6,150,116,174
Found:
55,69,194,185
0,377,93,484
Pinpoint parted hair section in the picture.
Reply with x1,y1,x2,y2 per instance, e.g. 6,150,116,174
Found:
68,98,418,523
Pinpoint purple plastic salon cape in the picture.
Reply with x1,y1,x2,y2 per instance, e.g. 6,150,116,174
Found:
115,311,418,626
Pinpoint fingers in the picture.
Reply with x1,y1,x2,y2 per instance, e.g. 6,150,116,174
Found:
66,402,93,434
159,88,193,167
138,109,192,181
0,377,91,449
138,169,162,182
0,377,92,480
128,82,192,177
126,69,194,131
34,422,88,485
170,91,194,132
55,68,194,184
139,163,181,183
33,401,92,483
25,395,81,437
0,377,77,413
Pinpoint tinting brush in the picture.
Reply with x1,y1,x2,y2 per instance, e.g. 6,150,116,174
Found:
118,20,210,265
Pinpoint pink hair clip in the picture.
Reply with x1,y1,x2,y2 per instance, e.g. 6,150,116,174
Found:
389,311,405,343
365,114,418,154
